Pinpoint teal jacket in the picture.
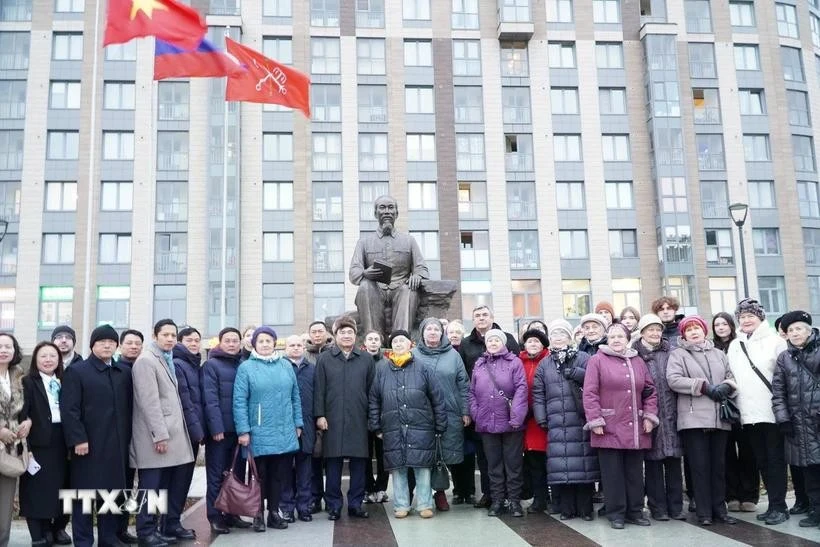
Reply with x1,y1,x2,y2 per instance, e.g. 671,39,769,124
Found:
233,353,303,457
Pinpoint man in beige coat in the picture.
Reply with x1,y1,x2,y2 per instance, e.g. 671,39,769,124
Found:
131,319,194,546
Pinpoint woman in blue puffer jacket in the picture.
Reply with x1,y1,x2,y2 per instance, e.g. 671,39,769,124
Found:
234,326,303,533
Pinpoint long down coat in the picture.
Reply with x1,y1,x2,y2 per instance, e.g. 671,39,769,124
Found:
368,356,447,470
635,339,683,461
533,350,599,485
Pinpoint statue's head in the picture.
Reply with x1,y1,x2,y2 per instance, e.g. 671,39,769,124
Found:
373,195,399,233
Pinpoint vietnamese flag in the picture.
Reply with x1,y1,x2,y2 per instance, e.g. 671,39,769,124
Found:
104,0,206,51
225,38,311,118
154,38,245,80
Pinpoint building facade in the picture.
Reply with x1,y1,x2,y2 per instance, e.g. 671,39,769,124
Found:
1,0,819,349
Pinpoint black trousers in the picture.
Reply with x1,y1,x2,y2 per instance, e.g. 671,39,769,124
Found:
803,464,820,513
166,442,199,531
71,499,119,547
522,450,547,503
26,516,71,543
482,431,523,503
791,465,810,505
311,456,325,504
558,484,593,517
683,429,729,520
725,424,759,503
745,423,788,512
365,433,389,493
476,438,490,497
644,457,683,516
597,449,644,522
256,454,291,514
136,464,190,538
449,452,476,498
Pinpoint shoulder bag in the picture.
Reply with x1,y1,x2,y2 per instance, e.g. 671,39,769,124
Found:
738,342,773,393
0,438,29,478
430,436,450,491
215,446,262,518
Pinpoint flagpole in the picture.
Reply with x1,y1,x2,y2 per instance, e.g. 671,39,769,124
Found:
220,27,230,330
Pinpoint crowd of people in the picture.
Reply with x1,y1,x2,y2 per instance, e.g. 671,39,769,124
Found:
0,293,817,545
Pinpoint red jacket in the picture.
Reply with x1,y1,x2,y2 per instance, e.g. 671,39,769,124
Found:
520,349,549,452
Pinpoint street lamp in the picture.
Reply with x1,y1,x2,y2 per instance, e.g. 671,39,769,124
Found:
729,202,749,298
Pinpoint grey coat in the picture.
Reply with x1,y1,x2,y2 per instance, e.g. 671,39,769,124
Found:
635,339,683,460
666,339,737,432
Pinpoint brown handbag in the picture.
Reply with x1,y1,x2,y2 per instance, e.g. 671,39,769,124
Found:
214,447,261,517
313,429,324,458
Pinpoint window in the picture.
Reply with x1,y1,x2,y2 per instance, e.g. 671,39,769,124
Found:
96,286,129,328
787,90,811,127
42,233,74,264
355,0,385,28
154,233,186,273
758,277,786,315
311,37,340,74
403,0,430,20
103,81,134,110
38,287,73,329
596,42,623,68
47,131,79,160
609,230,637,258
311,84,341,122
810,277,820,315
748,181,775,208
812,14,820,48
507,182,536,219
502,87,531,123
688,42,716,78
0,32,30,69
660,176,688,213
404,40,432,67
0,80,25,119
157,81,188,120
729,1,755,27
805,228,820,265
311,0,340,26
153,285,186,324
0,235,17,276
739,89,765,115
593,0,619,23
793,135,816,172
460,282,491,318
798,181,820,218
512,280,542,318
701,180,728,218
358,85,387,123
0,182,21,221
360,181,388,220
613,278,642,311
606,181,633,209
559,230,588,259
559,279,590,319
556,181,584,210
752,228,781,256
50,81,81,109
55,0,84,12
0,131,22,170
357,38,386,75
408,233,438,264
460,231,490,268
263,232,294,261
452,0,479,29
664,225,692,263
692,88,720,124
509,231,539,269
655,127,684,165
312,133,342,171
551,87,579,115
705,229,733,265
776,3,798,38
313,182,342,220
553,134,582,161
734,44,759,70
548,42,576,68
313,232,344,272
405,86,434,114
652,81,680,117
453,40,481,76
547,0,573,22
602,135,630,161
105,41,136,61
454,87,483,123
684,0,712,33
156,181,187,221
408,182,437,210
458,182,487,219
263,284,294,325
782,46,804,81
743,135,770,162
456,134,485,171
710,277,737,313
500,42,529,77
263,182,293,210
102,131,134,160
53,33,82,60
44,181,77,211
505,134,533,171
696,134,725,170
359,133,388,171
262,37,292,64
263,133,293,161
263,0,291,16
500,0,530,22
314,283,345,319
99,234,131,264
156,132,187,170
599,87,626,114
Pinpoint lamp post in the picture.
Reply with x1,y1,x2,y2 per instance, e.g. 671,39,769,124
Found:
729,202,749,298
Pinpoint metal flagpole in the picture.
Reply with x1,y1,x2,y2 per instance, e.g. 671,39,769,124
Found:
220,27,230,329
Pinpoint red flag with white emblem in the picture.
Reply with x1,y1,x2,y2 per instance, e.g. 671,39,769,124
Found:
225,38,311,118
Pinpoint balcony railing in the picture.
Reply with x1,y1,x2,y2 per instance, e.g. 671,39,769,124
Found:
156,201,188,222
209,1,240,15
359,107,387,123
0,103,25,119
155,251,188,274
356,11,384,28
698,154,725,171
0,4,31,21
505,153,534,171
158,103,189,121
510,248,538,269
157,154,188,171
701,200,728,218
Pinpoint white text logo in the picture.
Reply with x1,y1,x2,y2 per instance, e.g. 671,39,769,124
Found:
58,489,168,515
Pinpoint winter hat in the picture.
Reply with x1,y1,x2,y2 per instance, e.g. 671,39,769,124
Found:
51,325,76,343
607,322,631,340
388,329,412,347
579,313,609,331
521,329,549,349
484,329,506,344
251,326,278,348
595,301,616,318
548,319,573,341
333,315,358,334
637,313,663,334
679,315,709,337
89,324,119,349
779,310,812,333
735,298,766,321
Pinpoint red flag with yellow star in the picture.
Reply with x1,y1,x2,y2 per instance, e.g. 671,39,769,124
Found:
103,0,206,51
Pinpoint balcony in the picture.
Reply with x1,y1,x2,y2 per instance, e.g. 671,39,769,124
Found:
505,153,533,172
155,251,187,275
156,201,188,222
0,4,31,22
697,154,725,171
497,4,533,40
158,103,189,122
356,11,384,28
209,0,240,16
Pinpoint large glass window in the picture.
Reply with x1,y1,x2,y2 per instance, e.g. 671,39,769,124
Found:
599,88,626,114
556,182,584,210
156,132,188,170
776,3,798,38
408,182,437,210
793,135,816,172
705,229,733,265
310,0,339,26
0,80,25,119
696,134,725,170
507,182,536,219
453,40,481,76
456,134,485,171
729,1,755,27
710,277,737,313
596,42,623,68
39,287,73,329
593,0,619,23
314,283,345,319
96,286,130,328
748,181,775,208
404,40,432,66
798,181,820,218
103,82,135,110
42,233,75,264
553,134,582,161
688,42,716,78
752,228,781,256
157,81,188,120
154,233,186,273
263,284,294,325
405,86,434,114
562,280,590,319
734,44,760,70
263,182,293,211
551,87,579,115
313,232,344,272
758,277,787,315
102,131,135,160
312,182,342,221
509,231,539,269
45,182,77,211
781,46,804,81
500,42,529,77
312,84,341,122
451,0,479,29
548,42,575,68
738,89,765,115
743,135,770,162
458,182,487,219
357,38,386,75
684,0,712,33
609,230,637,258
50,81,81,109
692,88,720,124
359,133,388,171
559,230,588,259
358,85,387,123
546,0,573,22
52,32,82,60
701,180,728,218
156,181,186,221
605,181,633,209
355,0,385,28
454,87,483,123
0,32,30,69
99,233,132,264
311,37,340,74
787,90,811,127
263,232,294,261
46,131,78,160
460,231,490,268
312,133,342,171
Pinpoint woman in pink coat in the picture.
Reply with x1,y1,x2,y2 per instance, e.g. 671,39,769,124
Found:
583,323,659,530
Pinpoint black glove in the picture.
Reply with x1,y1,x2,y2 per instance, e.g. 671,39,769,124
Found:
713,383,733,401
641,385,654,399
779,422,795,437
562,367,573,379
701,383,722,402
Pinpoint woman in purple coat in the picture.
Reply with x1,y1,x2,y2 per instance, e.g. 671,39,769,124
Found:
583,323,659,530
469,329,528,518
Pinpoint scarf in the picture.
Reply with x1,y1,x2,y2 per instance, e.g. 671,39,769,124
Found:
251,350,279,362
640,338,662,352
387,351,412,367
551,346,576,366
153,342,175,376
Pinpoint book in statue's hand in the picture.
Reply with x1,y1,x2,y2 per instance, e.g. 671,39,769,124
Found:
372,259,392,284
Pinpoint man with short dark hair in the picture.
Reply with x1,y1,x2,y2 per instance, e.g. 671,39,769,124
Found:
52,325,83,367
